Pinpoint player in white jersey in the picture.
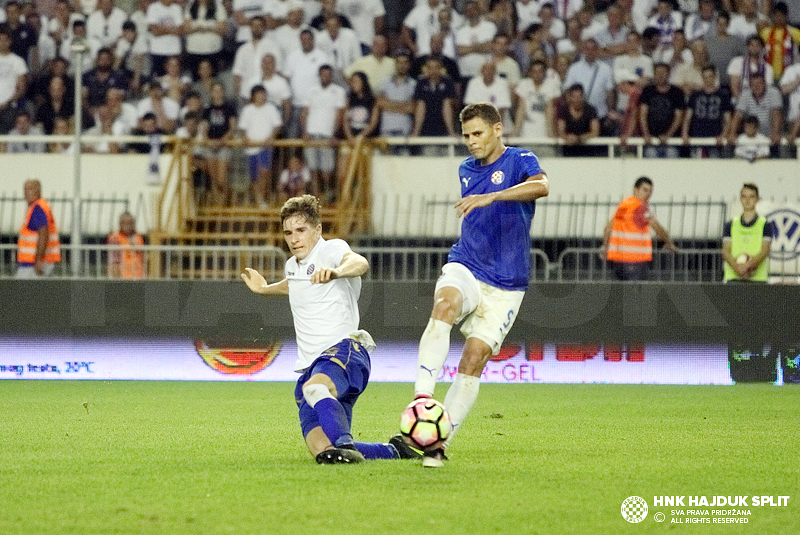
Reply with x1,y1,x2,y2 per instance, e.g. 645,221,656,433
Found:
242,195,419,464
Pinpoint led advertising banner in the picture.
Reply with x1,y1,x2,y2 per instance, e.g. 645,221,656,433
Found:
0,337,740,385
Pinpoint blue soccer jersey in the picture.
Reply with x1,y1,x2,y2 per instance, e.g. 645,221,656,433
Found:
447,146,542,291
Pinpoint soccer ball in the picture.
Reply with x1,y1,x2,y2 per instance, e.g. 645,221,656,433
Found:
399,398,453,451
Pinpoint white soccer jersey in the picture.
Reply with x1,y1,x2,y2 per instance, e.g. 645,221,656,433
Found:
285,237,370,371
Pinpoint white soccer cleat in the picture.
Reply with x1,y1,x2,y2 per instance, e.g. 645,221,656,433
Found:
422,448,446,468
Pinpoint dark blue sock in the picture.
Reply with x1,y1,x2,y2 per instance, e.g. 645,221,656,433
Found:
314,398,353,447
354,442,398,460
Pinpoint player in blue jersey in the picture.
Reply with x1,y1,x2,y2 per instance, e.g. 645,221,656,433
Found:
242,195,421,464
412,102,550,467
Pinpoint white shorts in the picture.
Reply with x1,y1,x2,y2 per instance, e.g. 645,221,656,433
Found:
434,262,525,355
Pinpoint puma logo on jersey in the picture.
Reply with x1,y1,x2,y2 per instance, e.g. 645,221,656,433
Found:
461,176,471,187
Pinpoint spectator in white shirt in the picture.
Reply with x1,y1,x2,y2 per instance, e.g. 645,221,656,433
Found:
232,0,266,44
683,0,717,42
300,64,346,204
402,0,442,57
537,3,565,45
728,0,770,40
315,14,362,79
239,84,283,206
184,0,227,77
337,0,385,52
613,31,654,86
86,0,127,49
489,33,522,87
513,59,561,139
464,62,512,127
106,87,138,135
59,19,101,75
515,0,539,38
734,114,771,161
232,16,282,100
284,29,332,137
596,5,631,60
249,53,293,126
647,0,683,47
137,82,180,133
147,0,186,76
780,60,800,144
563,38,616,122
455,0,498,80
727,35,773,101
272,1,308,64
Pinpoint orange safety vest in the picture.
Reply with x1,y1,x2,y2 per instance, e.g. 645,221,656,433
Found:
17,198,61,264
107,231,145,279
606,196,652,263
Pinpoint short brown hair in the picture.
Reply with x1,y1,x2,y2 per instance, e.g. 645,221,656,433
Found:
742,183,759,197
280,194,320,227
459,103,502,126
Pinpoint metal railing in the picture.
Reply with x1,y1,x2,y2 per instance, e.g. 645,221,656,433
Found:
358,247,552,282
382,136,800,159
0,194,146,237
0,243,286,280
373,194,729,241
5,242,800,283
556,248,725,282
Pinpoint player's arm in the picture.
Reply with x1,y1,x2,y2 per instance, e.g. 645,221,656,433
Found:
746,222,775,274
721,239,749,277
600,217,614,258
650,219,677,252
311,252,369,284
455,172,549,218
34,225,49,275
241,268,289,295
747,239,771,274
720,238,737,268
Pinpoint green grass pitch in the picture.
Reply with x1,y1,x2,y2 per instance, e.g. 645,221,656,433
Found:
0,381,796,535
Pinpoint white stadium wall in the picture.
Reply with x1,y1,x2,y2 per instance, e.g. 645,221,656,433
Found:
371,155,800,238
1,152,799,237
0,153,171,235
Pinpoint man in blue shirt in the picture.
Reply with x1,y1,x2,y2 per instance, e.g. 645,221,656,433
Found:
412,102,550,467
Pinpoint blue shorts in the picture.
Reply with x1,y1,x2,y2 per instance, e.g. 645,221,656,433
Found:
294,338,371,438
248,149,273,181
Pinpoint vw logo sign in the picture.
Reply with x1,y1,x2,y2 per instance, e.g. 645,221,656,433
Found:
768,209,800,260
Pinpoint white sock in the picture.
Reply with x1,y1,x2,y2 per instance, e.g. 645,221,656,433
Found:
443,373,480,446
414,318,453,397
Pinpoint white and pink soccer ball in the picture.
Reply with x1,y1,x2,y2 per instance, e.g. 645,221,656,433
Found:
399,398,453,451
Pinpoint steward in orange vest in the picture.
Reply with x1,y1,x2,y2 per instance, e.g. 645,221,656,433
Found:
17,179,60,277
106,212,146,279
602,177,677,281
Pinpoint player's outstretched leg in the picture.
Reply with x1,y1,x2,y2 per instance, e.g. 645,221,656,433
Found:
415,317,454,397
388,435,423,459
443,372,480,444
422,372,479,468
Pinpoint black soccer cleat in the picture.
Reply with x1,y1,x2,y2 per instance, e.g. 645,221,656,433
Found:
422,447,447,468
315,445,366,465
389,434,423,460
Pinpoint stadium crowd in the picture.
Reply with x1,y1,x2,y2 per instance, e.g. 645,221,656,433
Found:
1,0,800,197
